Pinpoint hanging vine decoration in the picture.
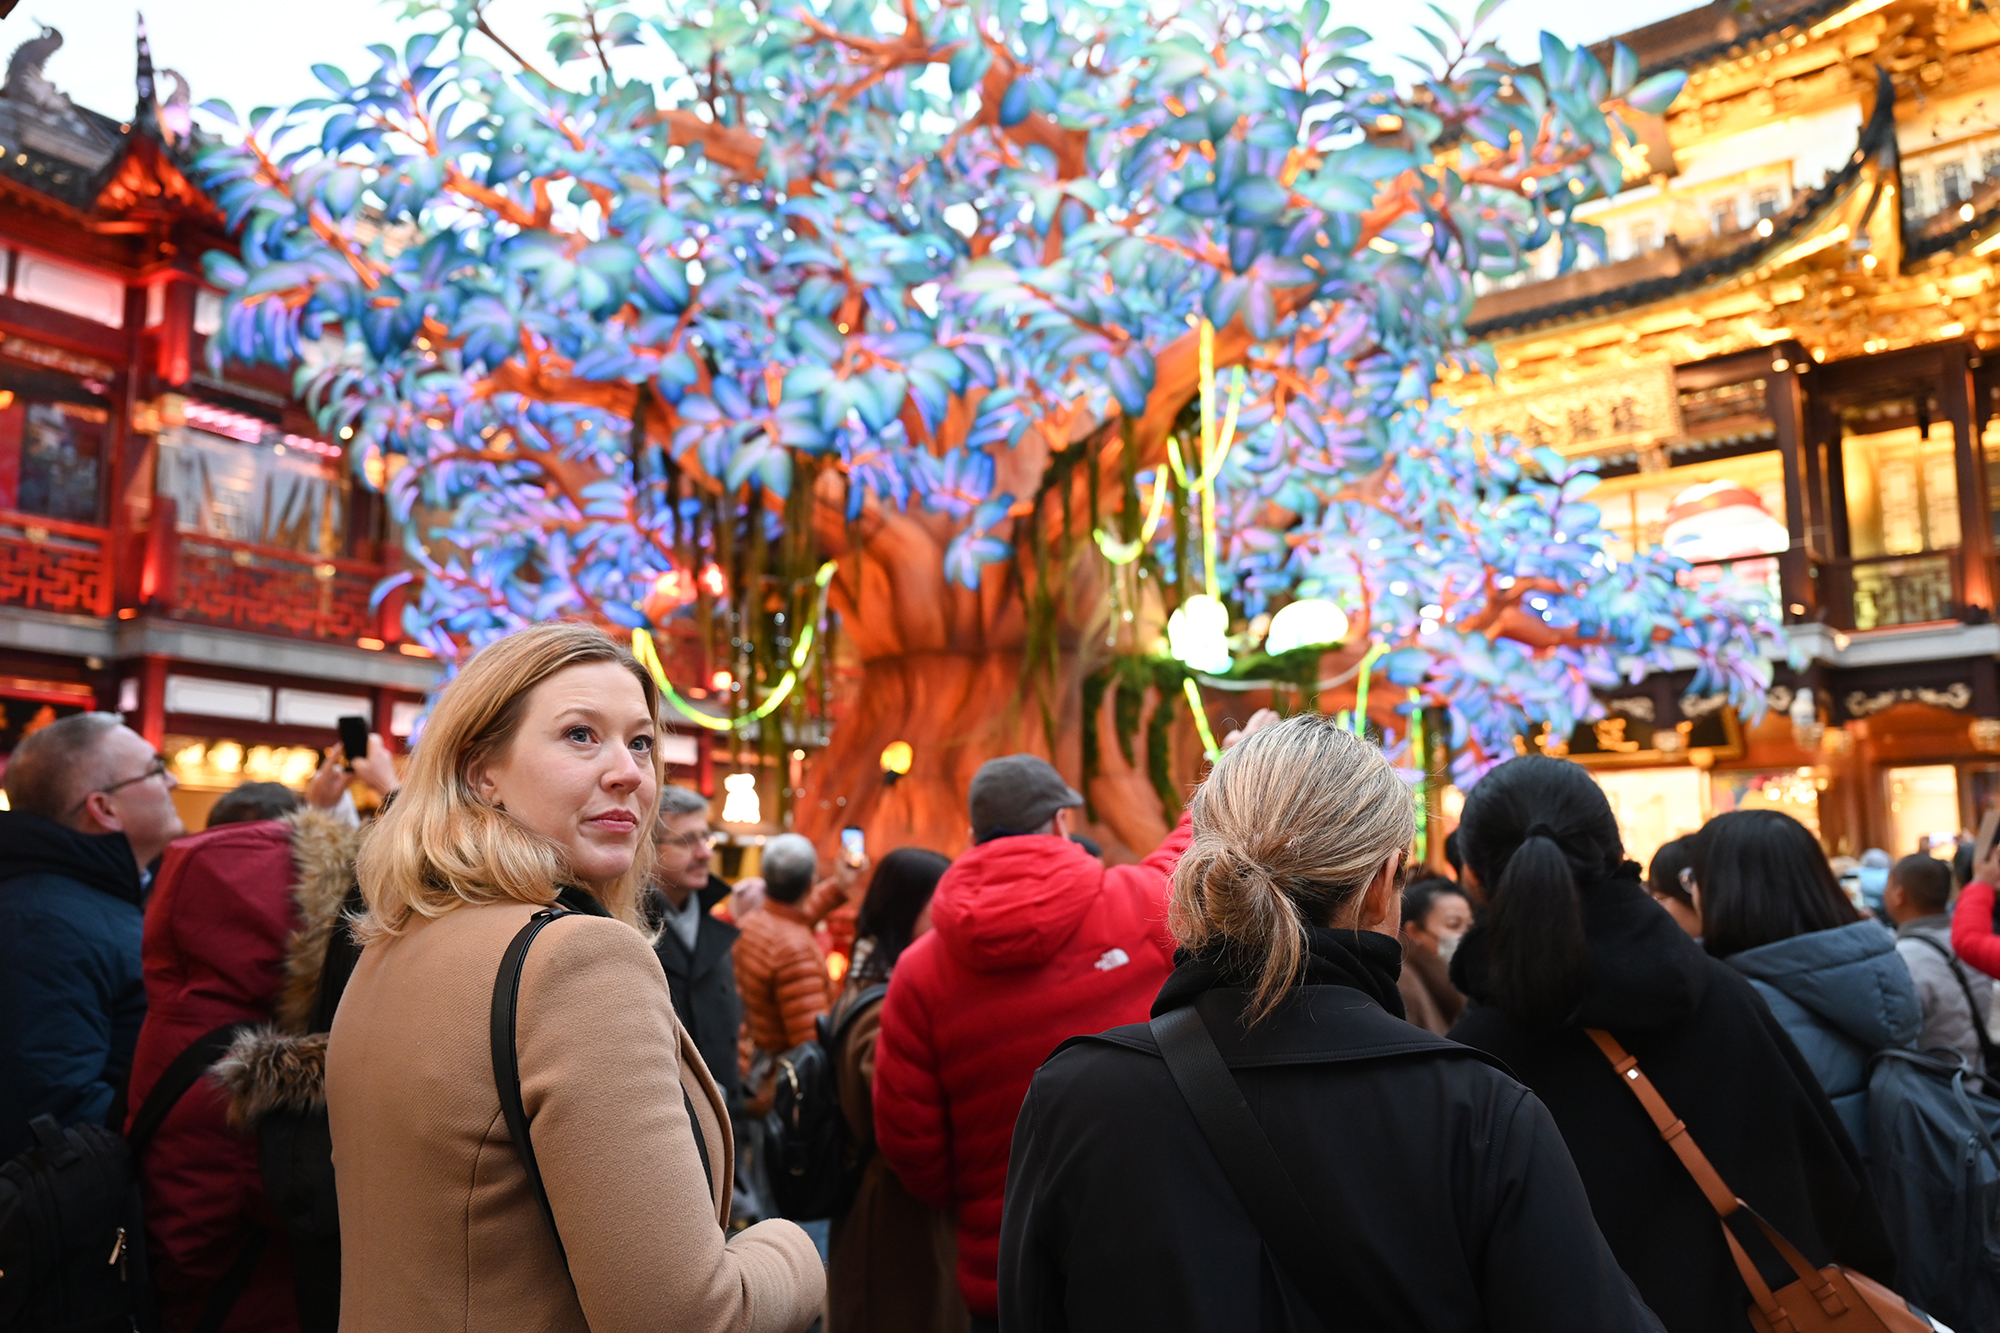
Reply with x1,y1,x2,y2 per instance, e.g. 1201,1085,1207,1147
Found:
633,560,839,732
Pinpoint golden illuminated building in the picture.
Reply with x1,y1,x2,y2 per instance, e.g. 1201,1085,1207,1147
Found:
1448,0,2000,865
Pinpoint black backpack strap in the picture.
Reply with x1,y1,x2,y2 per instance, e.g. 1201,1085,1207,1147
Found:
491,908,573,1268
1149,1004,1374,1330
189,1228,270,1333
828,984,890,1049
128,1022,257,1152
1904,933,2000,1069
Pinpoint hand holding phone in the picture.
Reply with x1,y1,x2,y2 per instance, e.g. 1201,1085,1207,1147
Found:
337,715,370,766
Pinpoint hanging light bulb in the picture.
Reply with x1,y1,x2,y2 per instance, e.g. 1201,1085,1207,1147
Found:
1167,594,1232,674
721,772,762,825
880,741,913,784
1264,599,1349,656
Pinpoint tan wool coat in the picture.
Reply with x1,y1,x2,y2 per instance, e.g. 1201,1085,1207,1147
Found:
326,899,824,1333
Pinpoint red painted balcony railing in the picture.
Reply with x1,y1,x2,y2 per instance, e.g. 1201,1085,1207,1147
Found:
169,533,385,645
0,509,114,618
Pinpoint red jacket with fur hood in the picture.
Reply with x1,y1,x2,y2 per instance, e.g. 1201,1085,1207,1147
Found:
126,811,357,1333
872,817,1191,1318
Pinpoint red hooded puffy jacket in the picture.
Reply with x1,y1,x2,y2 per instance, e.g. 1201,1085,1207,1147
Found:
872,817,1191,1318
127,812,353,1333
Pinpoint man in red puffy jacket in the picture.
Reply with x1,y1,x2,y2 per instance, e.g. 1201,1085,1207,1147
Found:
872,754,1191,1329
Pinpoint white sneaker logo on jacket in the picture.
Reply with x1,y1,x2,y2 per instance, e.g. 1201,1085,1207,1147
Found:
1094,947,1130,972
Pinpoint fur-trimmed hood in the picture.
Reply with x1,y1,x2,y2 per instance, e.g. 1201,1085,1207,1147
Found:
211,808,361,1124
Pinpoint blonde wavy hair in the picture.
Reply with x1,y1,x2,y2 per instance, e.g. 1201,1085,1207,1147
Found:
354,622,663,942
1170,712,1415,1023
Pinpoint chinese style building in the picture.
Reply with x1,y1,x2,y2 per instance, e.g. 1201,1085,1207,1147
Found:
1447,0,2000,863
0,22,441,827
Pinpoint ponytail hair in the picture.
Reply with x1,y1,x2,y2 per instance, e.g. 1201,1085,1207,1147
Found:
1170,713,1415,1024
1458,755,1623,1025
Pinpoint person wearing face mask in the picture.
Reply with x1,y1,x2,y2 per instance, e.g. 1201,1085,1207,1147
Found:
325,623,822,1333
1398,876,1471,1035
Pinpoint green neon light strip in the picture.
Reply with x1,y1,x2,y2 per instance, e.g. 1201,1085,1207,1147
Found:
1183,676,1221,762
634,561,837,734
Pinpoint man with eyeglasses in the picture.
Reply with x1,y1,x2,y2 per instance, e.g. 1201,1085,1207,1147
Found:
647,785,744,1116
0,712,184,1158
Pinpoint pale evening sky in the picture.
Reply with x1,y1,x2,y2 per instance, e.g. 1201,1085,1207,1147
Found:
16,0,1698,131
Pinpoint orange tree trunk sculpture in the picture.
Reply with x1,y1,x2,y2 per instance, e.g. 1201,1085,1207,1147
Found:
192,0,1777,857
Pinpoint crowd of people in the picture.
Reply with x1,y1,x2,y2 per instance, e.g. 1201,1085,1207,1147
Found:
2,619,1996,1332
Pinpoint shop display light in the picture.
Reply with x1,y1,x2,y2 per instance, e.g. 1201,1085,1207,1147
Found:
720,772,761,825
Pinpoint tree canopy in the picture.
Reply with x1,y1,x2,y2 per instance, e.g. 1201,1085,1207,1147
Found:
192,0,1778,805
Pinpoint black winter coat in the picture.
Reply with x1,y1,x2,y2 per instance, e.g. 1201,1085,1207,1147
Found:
1449,871,1897,1333
998,928,1662,1333
649,875,744,1102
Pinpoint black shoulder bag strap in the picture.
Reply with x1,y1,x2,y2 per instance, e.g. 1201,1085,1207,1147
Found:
492,908,718,1269
127,1021,267,1333
127,1022,254,1151
1149,1005,1350,1330
1905,933,2000,1070
493,908,575,1267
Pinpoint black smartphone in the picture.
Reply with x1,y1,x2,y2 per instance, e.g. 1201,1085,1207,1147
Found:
841,825,866,868
337,715,369,765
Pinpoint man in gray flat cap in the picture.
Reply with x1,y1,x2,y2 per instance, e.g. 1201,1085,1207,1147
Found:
867,752,1194,1330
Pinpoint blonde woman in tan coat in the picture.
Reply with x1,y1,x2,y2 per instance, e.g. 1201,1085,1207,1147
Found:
326,623,823,1333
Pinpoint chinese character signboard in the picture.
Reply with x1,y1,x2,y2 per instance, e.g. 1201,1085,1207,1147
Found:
1453,361,1684,461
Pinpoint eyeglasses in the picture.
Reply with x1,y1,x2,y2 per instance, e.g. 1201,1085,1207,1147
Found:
69,755,169,816
658,829,719,853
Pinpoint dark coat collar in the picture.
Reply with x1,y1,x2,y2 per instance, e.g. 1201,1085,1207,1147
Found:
652,874,740,979
0,810,142,907
1070,984,1513,1076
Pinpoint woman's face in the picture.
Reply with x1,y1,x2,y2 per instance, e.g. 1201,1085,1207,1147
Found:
471,661,659,888
1407,891,1473,958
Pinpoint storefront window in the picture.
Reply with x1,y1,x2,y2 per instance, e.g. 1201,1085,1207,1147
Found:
1594,767,1706,870
1710,767,1823,836
1590,448,1787,609
1844,424,1958,557
156,422,349,556
1887,764,1960,859
0,394,106,523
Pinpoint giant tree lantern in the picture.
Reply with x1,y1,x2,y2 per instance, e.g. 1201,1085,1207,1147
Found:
192,0,1778,855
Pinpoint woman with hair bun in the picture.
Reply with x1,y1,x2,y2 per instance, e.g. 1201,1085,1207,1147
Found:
998,714,1658,1333
327,622,823,1333
1447,756,1896,1333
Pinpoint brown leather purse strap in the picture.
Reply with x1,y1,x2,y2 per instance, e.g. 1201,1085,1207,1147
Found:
1585,1029,1854,1330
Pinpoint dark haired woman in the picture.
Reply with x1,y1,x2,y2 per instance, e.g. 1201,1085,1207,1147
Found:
1447,756,1896,1333
828,847,966,1333
1691,809,1919,1157
1645,836,1701,937
1000,717,1659,1332
1399,875,1471,1035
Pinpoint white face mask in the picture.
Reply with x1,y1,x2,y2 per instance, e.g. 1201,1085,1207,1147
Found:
1436,931,1465,965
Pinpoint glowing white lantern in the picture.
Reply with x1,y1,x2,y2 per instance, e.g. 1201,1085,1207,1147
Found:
721,772,762,825
1167,594,1232,674
1264,598,1350,656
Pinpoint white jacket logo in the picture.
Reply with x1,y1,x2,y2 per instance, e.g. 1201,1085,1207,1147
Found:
1094,947,1130,972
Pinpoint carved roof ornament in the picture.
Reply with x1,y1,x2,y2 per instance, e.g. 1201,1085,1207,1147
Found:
2,24,83,128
